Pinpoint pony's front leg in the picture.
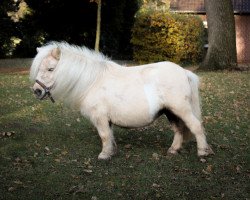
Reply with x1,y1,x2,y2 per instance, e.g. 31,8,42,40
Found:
94,119,116,160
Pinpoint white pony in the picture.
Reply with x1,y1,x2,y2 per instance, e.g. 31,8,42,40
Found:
30,42,214,160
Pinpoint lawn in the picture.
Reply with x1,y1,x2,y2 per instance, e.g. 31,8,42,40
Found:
0,70,249,200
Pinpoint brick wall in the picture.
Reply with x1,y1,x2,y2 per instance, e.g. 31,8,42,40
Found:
235,15,250,63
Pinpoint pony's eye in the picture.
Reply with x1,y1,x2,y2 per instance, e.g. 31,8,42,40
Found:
48,68,54,72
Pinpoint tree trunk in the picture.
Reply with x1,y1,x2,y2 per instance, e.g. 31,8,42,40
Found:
202,0,237,70
95,0,101,52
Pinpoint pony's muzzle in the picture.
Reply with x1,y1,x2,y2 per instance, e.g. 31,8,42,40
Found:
33,88,45,99
32,84,46,100
34,88,42,97
32,82,55,103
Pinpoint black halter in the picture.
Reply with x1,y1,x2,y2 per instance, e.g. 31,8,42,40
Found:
35,79,55,103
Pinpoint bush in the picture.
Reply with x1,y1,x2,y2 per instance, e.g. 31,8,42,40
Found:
131,10,205,64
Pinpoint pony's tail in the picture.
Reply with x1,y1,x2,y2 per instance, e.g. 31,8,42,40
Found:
183,70,202,141
186,70,202,120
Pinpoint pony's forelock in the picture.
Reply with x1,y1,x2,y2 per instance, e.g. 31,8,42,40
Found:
30,42,58,82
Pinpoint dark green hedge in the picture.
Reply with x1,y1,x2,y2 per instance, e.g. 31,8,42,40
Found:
131,10,205,64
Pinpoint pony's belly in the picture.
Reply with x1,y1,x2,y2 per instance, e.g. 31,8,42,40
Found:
110,110,155,128
107,89,161,128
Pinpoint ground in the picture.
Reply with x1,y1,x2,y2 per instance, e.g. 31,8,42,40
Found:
0,67,249,200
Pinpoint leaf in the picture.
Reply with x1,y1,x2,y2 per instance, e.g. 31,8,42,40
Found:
13,180,23,185
44,146,50,152
8,187,15,192
6,132,13,136
1,131,15,138
61,150,68,155
152,153,160,160
206,165,213,173
236,165,241,173
202,169,210,175
152,183,161,188
124,144,132,149
83,169,93,173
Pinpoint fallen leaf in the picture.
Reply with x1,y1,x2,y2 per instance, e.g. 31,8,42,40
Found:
124,144,132,149
236,165,241,173
156,193,161,198
152,153,160,160
44,146,50,152
83,169,93,173
1,131,15,137
6,132,13,137
152,183,161,188
69,186,78,193
13,180,23,185
202,169,210,175
8,187,15,192
206,165,213,173
61,150,68,155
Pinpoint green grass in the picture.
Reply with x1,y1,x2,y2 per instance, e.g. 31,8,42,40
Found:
0,71,249,200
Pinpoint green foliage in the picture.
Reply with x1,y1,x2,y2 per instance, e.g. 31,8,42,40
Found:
0,1,17,58
131,10,205,64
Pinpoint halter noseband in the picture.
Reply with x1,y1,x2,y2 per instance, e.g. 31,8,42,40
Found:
35,79,55,103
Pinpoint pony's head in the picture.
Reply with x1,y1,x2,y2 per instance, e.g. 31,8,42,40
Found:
30,42,110,106
30,44,61,102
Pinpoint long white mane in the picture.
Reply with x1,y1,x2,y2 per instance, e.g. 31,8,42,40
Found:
30,42,113,107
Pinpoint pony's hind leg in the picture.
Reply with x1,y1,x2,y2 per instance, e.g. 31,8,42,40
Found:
165,110,183,155
169,104,214,157
178,110,213,156
167,123,183,155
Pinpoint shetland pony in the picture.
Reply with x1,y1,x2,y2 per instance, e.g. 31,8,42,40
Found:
30,42,214,160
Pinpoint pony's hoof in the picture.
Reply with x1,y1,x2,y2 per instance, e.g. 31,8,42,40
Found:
198,146,215,157
167,147,179,156
98,152,112,160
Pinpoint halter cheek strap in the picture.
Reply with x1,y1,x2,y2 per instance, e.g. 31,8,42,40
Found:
35,79,55,103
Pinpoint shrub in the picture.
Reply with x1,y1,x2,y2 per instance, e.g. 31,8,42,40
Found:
131,10,205,64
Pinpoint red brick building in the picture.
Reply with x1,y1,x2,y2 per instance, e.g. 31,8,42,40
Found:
170,0,250,63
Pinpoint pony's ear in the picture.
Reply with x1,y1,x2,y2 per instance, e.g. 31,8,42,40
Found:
51,48,61,60
36,47,41,52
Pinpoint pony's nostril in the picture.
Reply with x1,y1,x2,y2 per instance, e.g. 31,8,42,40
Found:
34,89,42,97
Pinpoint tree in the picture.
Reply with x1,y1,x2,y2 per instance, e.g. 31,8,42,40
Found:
202,0,237,70
95,0,101,52
91,0,101,52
